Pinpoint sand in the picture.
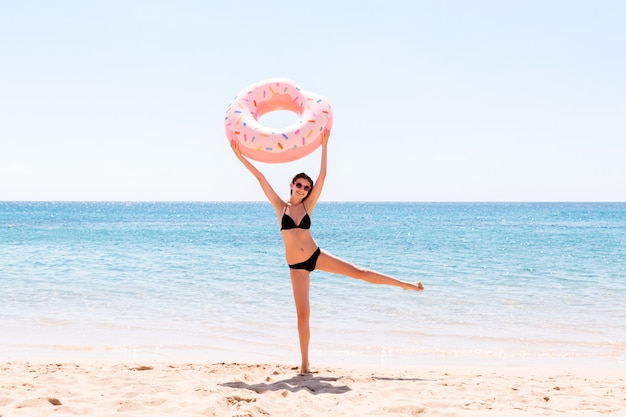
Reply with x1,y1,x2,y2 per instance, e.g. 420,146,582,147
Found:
0,361,624,416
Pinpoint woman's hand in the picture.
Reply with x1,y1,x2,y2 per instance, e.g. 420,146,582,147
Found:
230,139,243,159
321,128,330,147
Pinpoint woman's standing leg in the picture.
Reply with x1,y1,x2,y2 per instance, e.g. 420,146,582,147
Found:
289,268,311,373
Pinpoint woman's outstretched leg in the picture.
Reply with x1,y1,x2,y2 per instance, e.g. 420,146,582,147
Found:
316,250,424,291
289,269,311,374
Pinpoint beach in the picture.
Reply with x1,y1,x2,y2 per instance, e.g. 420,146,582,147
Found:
1,361,624,416
2,202,625,415
3,0,625,413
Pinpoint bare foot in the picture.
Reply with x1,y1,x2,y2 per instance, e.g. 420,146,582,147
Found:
403,281,424,291
299,362,311,375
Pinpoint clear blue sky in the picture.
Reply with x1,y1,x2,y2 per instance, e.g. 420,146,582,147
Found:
1,1,624,201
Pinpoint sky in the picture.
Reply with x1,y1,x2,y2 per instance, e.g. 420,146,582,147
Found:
1,0,625,202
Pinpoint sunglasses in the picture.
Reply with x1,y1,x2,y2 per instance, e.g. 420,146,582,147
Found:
293,182,311,192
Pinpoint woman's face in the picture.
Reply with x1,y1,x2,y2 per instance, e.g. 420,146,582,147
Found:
291,179,312,199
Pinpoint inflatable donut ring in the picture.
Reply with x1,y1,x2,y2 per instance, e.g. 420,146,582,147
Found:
224,78,333,163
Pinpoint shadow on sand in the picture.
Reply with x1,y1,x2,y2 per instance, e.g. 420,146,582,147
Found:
220,373,352,395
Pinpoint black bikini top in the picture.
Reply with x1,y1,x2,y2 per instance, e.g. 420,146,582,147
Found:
280,204,311,231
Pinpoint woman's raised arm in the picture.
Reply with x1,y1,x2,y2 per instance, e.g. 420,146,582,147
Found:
304,128,330,211
230,139,284,210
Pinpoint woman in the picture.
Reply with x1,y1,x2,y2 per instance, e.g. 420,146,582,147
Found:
230,129,424,374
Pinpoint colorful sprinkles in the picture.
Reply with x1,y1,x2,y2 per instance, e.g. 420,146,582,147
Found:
224,78,333,163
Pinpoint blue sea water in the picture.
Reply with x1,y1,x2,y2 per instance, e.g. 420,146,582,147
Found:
1,202,625,368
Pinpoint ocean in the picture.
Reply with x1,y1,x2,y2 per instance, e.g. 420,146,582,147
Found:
1,202,625,369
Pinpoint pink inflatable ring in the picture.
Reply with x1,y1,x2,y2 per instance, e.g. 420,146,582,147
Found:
224,78,333,163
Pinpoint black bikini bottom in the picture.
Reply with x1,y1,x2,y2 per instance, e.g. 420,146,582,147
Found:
288,247,321,272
